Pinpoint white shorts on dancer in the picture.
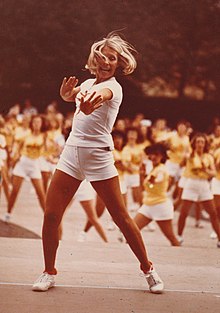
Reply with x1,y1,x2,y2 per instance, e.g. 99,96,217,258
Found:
13,155,42,179
124,173,140,188
56,145,118,182
181,178,213,202
211,177,220,196
138,199,174,221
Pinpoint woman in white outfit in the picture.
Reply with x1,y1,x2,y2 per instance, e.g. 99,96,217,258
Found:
32,32,164,294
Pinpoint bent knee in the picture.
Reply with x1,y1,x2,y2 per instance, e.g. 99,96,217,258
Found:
44,211,61,226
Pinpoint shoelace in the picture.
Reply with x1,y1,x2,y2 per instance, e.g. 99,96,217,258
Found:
146,274,161,286
36,273,53,283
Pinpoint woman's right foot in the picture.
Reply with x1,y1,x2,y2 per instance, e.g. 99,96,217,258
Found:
32,272,55,291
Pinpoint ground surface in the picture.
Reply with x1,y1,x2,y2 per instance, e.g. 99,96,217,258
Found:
0,181,219,313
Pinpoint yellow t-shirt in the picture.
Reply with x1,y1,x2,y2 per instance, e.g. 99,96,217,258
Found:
213,148,220,180
42,130,60,158
184,152,214,180
142,164,169,205
121,144,143,174
13,127,31,143
21,133,45,159
167,133,190,164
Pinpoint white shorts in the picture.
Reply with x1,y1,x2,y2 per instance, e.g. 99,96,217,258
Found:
0,149,7,161
56,145,118,182
138,199,174,221
75,180,96,201
211,177,220,196
119,178,127,195
13,155,42,179
178,176,187,189
181,178,213,202
39,157,56,173
165,160,182,180
125,173,140,188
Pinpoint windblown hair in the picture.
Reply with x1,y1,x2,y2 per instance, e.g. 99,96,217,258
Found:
85,32,137,75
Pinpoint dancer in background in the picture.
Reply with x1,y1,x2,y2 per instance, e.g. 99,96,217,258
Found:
134,143,180,246
5,115,46,222
177,133,220,247
32,32,164,293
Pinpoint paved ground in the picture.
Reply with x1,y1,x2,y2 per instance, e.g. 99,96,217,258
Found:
0,181,219,313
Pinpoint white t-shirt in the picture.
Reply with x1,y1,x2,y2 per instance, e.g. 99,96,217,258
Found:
66,77,123,150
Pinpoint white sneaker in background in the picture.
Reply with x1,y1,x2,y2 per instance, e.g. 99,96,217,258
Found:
3,213,11,223
77,231,87,242
177,235,184,245
32,272,55,291
146,221,156,232
210,231,217,239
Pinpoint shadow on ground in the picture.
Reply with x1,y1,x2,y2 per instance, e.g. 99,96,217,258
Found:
0,220,40,239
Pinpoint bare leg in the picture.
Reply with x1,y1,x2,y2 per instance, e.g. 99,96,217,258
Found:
157,220,180,246
133,213,152,230
132,186,142,206
194,203,203,227
41,171,51,192
7,175,24,214
80,199,108,242
177,200,193,236
202,200,220,240
31,178,46,212
42,170,81,274
214,195,220,221
91,176,152,273
83,194,105,232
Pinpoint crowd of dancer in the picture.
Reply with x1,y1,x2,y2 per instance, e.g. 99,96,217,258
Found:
0,101,220,248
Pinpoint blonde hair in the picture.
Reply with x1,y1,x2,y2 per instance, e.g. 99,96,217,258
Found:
85,32,137,75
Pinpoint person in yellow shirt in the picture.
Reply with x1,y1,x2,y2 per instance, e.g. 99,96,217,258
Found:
177,133,220,247
133,143,180,246
208,124,220,154
122,127,144,211
4,115,46,222
210,147,220,239
166,121,191,190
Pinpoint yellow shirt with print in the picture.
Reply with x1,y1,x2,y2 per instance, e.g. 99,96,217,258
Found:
21,134,45,159
121,144,143,174
142,164,169,205
184,152,214,180
167,133,190,164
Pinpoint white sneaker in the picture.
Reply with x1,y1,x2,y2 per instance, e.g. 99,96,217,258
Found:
77,231,87,242
144,268,164,294
210,231,217,239
177,235,184,245
32,273,55,291
146,221,156,232
3,213,11,223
